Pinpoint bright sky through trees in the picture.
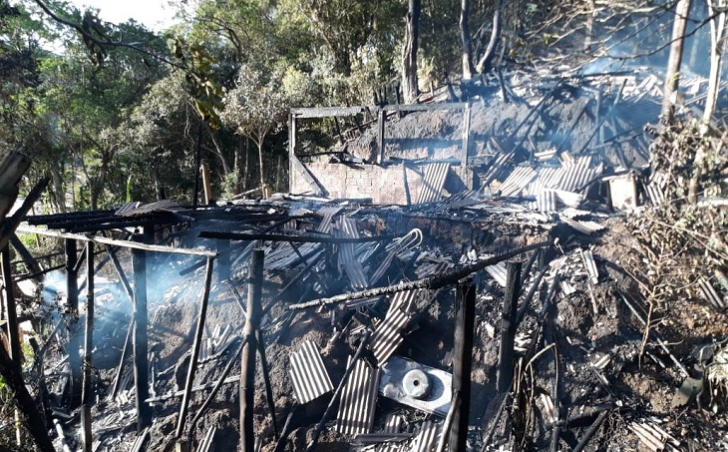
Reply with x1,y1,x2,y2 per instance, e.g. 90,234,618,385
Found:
66,0,176,31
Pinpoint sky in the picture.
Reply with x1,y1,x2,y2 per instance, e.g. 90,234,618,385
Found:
66,0,178,31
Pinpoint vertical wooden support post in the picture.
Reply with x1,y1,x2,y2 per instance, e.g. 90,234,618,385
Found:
377,108,386,165
217,240,231,282
288,114,296,193
66,238,82,407
2,245,21,447
449,280,475,452
497,262,522,393
176,258,215,437
241,250,264,452
461,103,472,188
201,162,214,205
2,245,20,368
133,245,151,431
81,242,94,452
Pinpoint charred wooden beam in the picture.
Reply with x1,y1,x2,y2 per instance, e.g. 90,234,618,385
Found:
9,234,42,277
0,343,56,452
289,240,551,310
176,258,215,437
81,242,94,451
241,250,264,452
133,245,151,431
2,245,21,369
382,102,467,112
291,106,369,119
66,238,82,408
450,281,476,452
377,108,386,164
0,178,49,253
257,328,278,438
497,262,521,393
199,231,396,244
18,225,217,257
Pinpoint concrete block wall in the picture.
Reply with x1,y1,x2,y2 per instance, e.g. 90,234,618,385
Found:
291,158,426,204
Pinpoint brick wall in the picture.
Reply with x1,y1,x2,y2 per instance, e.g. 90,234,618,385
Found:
291,158,428,204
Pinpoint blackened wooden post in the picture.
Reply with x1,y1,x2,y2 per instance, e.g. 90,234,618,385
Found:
256,329,278,438
2,245,22,447
66,238,82,407
176,258,215,437
1,245,20,368
449,280,475,452
81,242,94,452
133,245,151,430
288,114,296,193
241,249,264,452
497,262,522,393
377,108,386,164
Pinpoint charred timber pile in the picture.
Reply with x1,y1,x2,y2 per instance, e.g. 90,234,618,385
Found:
2,182,724,452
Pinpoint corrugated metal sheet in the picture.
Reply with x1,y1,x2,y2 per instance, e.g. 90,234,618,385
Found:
337,217,369,290
484,261,508,288
479,151,514,188
536,189,558,213
499,166,537,197
289,340,334,404
335,357,380,435
416,163,450,204
698,278,726,310
115,199,183,217
409,420,442,452
646,171,667,206
370,290,418,365
558,156,598,192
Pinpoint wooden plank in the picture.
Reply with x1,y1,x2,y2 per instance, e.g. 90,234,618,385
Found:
17,225,217,257
291,106,368,118
289,155,326,196
383,102,468,112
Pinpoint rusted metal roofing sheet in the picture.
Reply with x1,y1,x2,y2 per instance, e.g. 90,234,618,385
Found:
499,166,536,197
289,340,334,404
335,357,380,435
370,290,418,365
416,163,450,204
484,261,508,287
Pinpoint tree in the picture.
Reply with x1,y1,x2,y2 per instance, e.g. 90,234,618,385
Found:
702,0,727,131
402,0,420,103
219,64,290,197
663,0,692,121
